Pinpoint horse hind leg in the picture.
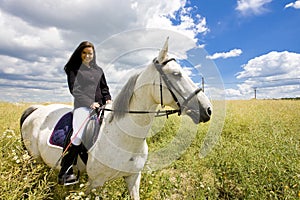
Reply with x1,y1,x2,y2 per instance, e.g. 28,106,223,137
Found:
124,172,141,200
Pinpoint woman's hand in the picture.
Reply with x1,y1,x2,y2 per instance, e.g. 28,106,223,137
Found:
90,102,100,109
106,100,112,104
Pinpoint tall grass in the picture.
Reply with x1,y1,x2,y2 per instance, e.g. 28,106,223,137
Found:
0,100,299,199
0,102,54,199
207,100,300,199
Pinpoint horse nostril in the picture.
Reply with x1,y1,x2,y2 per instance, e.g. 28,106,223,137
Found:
207,107,212,116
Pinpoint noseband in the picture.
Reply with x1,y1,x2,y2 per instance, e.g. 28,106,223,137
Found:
153,58,203,116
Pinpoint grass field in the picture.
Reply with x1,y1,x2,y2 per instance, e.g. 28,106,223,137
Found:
0,100,299,199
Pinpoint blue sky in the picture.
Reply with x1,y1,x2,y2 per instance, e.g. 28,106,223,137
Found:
0,0,299,102
191,0,300,99
196,0,300,80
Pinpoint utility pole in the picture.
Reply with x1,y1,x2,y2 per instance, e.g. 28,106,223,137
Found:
202,77,205,92
253,87,257,99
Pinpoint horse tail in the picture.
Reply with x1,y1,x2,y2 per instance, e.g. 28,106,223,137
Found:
20,105,40,129
20,105,42,149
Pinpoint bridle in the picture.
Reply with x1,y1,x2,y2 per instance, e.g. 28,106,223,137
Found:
101,58,202,118
153,58,202,117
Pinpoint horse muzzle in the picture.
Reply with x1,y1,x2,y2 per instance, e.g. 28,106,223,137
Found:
185,104,212,123
181,89,212,124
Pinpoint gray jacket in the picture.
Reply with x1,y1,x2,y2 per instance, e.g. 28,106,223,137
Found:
67,64,111,108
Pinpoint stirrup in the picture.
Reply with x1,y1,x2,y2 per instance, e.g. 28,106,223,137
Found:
58,166,80,186
61,174,79,186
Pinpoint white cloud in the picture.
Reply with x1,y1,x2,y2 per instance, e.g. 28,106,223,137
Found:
206,49,242,60
227,51,300,99
236,51,300,79
236,0,273,15
143,1,209,40
0,0,209,102
225,88,243,99
285,0,300,9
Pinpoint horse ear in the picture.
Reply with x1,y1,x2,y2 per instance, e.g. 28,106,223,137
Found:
157,37,169,63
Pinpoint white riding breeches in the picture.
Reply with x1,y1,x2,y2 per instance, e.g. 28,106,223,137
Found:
71,107,91,146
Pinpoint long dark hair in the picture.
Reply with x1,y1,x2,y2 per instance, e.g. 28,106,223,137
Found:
64,41,97,74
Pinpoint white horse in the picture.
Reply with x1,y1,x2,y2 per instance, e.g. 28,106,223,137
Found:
20,38,212,200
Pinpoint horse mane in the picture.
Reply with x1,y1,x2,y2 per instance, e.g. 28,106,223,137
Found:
113,73,140,119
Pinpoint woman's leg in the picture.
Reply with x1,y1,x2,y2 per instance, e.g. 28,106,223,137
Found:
71,107,90,145
58,107,90,185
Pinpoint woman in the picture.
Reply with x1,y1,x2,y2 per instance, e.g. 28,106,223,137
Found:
58,41,112,185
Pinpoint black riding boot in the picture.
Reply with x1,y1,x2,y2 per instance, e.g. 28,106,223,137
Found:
58,144,80,185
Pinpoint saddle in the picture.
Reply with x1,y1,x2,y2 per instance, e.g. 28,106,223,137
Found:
48,110,104,164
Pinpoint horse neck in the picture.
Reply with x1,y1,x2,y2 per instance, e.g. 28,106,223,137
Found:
128,67,159,127
95,72,158,153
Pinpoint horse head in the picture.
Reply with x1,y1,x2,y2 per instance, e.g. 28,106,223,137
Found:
152,37,212,123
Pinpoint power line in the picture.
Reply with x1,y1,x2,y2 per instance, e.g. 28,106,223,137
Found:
208,77,300,86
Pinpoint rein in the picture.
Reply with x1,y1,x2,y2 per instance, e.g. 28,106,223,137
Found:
100,107,180,118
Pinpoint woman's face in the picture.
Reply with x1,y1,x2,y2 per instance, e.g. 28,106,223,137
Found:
81,47,94,65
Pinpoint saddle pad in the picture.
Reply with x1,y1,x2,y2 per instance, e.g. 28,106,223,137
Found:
48,112,73,148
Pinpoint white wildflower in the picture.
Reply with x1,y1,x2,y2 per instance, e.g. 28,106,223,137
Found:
79,191,85,196
22,154,31,160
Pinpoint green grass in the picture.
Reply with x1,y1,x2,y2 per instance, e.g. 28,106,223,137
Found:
0,100,299,199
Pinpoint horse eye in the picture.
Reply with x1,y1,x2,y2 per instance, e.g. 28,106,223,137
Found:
173,72,182,77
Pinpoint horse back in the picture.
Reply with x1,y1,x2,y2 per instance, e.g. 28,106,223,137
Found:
20,104,73,163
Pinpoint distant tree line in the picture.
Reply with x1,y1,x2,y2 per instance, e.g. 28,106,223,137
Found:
279,97,300,100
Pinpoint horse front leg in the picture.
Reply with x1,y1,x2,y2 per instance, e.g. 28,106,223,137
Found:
124,172,141,200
